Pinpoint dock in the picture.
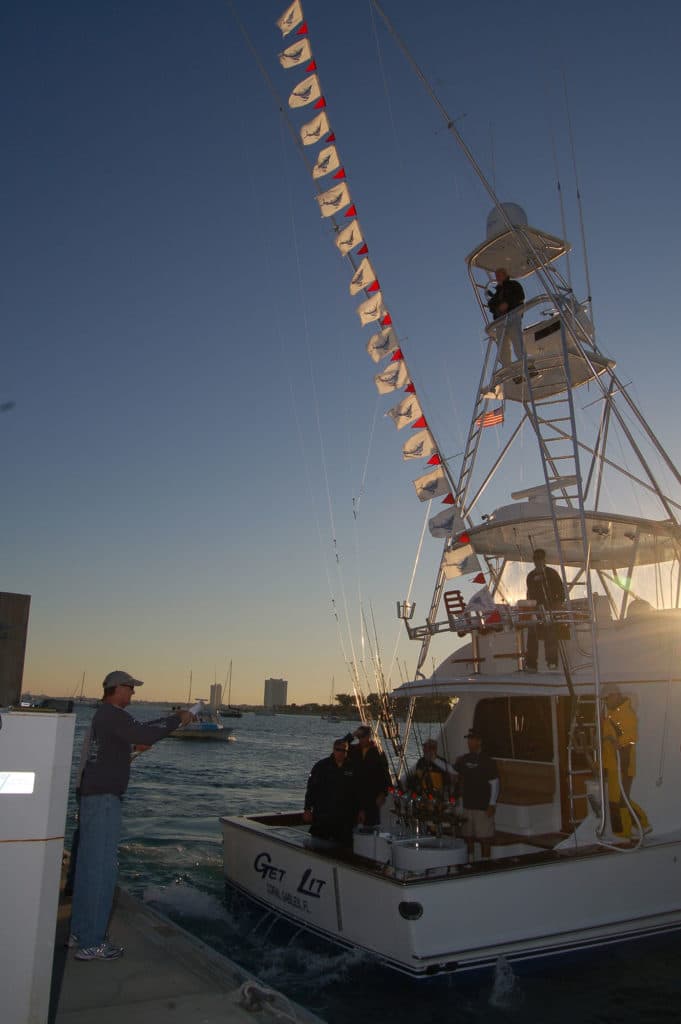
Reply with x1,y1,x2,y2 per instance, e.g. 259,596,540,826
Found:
51,887,324,1024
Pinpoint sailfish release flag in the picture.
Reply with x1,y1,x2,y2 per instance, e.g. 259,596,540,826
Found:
312,144,340,179
349,258,378,295
374,360,408,394
356,292,387,326
288,73,322,108
413,467,449,502
386,395,423,430
278,37,312,68
300,111,330,146
335,219,364,254
366,326,398,363
403,428,437,461
316,182,351,218
277,0,304,36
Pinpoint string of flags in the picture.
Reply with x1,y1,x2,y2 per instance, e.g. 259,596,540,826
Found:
275,1,499,591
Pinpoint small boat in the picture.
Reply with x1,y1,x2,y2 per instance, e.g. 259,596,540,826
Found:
169,671,234,741
170,703,234,742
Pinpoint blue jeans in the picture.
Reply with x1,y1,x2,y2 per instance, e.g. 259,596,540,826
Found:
70,794,122,948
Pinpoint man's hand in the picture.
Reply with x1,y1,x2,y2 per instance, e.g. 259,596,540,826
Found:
302,810,313,824
176,709,194,727
132,744,152,754
486,805,496,818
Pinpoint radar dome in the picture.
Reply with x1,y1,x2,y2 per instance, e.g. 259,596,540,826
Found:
486,203,528,238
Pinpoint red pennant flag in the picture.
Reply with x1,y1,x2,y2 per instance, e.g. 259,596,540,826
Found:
381,312,392,326
333,168,347,179
356,243,368,255
404,382,415,393
326,132,336,142
457,532,470,544
296,22,308,35
345,204,357,218
390,348,404,362
486,609,502,624
306,59,317,72
473,572,486,584
367,279,380,293
427,453,442,466
314,96,327,109
412,415,427,429
442,493,455,505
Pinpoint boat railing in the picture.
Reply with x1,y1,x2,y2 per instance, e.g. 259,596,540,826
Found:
401,590,591,641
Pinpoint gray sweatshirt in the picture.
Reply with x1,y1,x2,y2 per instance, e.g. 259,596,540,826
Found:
79,702,181,797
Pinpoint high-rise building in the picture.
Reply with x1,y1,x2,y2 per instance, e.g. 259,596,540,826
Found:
209,683,222,709
263,677,287,708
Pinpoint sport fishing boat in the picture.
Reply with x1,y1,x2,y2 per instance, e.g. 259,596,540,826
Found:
221,1,681,976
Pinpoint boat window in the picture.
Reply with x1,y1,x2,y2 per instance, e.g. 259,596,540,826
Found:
473,697,553,762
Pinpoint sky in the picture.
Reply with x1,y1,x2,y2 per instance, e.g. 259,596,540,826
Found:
4,0,681,704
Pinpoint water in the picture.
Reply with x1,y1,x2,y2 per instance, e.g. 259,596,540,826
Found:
66,704,681,1022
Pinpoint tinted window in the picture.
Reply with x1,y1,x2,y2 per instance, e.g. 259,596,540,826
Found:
473,696,553,762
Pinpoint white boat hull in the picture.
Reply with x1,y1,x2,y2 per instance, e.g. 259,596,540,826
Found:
221,814,681,975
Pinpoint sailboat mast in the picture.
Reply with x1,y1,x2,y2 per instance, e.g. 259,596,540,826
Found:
227,659,233,705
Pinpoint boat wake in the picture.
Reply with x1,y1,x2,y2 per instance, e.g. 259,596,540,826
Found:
142,881,229,922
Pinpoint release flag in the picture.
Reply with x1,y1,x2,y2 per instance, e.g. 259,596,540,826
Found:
288,73,322,109
312,145,340,179
413,467,449,502
335,219,364,254
316,182,351,218
276,0,303,36
374,360,408,395
429,508,465,538
443,548,482,579
386,395,423,430
402,429,436,461
300,111,330,146
366,326,398,363
349,257,377,296
278,38,312,68
475,407,504,428
356,292,387,326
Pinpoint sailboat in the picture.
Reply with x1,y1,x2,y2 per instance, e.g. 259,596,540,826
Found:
320,677,340,723
220,660,243,718
221,1,681,976
73,672,98,706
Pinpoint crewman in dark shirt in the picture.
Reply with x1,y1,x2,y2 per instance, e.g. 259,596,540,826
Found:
454,729,500,861
344,725,392,827
487,267,526,372
303,738,356,846
525,547,565,672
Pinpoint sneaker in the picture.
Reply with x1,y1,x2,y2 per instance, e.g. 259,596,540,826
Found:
75,942,124,961
65,933,78,948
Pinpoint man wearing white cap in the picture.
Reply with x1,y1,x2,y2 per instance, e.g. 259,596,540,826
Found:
70,670,193,961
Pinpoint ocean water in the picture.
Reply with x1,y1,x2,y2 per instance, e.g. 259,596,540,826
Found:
66,704,681,1023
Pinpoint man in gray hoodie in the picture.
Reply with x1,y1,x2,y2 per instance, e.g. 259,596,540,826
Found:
70,670,193,961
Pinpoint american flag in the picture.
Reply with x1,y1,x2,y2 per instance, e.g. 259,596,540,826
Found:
475,407,504,429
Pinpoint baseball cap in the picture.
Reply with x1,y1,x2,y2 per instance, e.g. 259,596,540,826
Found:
102,670,144,690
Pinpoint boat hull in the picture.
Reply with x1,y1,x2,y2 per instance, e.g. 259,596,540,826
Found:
221,814,681,976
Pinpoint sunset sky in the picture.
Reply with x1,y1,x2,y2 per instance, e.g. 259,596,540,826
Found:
4,1,680,703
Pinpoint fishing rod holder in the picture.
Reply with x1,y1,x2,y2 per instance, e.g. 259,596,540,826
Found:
396,600,415,620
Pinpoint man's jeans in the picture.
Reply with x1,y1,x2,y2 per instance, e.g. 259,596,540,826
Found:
71,794,122,947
